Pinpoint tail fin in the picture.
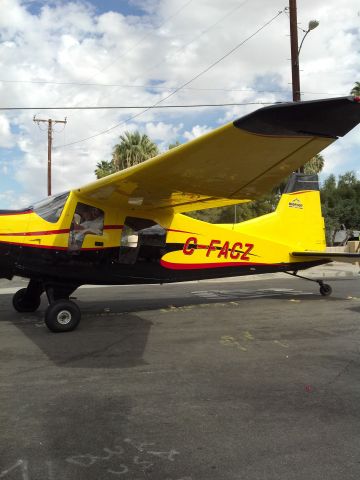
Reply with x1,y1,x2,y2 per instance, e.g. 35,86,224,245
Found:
234,173,326,251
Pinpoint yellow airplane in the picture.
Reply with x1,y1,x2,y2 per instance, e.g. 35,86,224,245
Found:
1,96,360,332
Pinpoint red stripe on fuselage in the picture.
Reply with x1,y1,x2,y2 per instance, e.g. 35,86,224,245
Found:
160,260,281,270
166,228,199,235
103,225,123,230
0,225,123,237
0,229,70,237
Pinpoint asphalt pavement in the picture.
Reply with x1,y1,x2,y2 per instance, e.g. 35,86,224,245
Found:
1,266,360,480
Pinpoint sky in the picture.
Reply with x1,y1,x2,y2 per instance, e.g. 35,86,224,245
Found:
0,0,359,208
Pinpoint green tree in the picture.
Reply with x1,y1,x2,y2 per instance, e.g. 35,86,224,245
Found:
321,171,360,244
351,81,360,96
187,192,279,224
303,153,324,174
189,154,325,225
113,131,159,170
168,140,181,150
94,131,159,179
94,160,117,179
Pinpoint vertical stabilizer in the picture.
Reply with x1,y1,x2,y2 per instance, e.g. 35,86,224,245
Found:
231,173,326,252
274,173,325,250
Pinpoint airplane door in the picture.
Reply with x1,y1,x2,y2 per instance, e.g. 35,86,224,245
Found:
118,216,166,264
68,202,105,253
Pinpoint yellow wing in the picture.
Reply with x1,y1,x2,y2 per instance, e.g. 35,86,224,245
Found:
77,97,360,213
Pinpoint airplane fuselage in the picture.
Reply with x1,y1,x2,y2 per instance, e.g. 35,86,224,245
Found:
0,186,327,288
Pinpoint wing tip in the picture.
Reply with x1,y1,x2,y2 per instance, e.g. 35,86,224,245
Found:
234,96,360,138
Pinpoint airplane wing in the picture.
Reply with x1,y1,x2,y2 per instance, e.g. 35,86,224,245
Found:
77,96,360,213
292,251,360,264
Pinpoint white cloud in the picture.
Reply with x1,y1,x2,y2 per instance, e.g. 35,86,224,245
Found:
144,121,182,142
183,124,212,141
0,115,14,148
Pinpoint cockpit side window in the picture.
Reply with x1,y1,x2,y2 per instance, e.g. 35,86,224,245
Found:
119,216,166,264
31,192,69,223
120,217,157,249
69,202,104,250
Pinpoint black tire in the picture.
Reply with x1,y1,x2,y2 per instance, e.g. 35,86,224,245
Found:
320,284,332,297
12,288,41,313
45,299,81,332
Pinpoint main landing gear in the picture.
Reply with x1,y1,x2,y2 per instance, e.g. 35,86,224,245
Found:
12,279,43,313
12,280,80,332
285,271,333,296
44,299,81,332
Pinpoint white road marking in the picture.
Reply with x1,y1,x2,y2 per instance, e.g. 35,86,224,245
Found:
191,288,314,300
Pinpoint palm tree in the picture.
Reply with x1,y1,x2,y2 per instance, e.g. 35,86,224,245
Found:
94,160,116,179
113,131,159,171
303,153,325,175
351,82,360,96
276,154,325,194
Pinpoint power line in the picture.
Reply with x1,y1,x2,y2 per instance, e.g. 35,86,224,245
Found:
284,6,309,33
0,1,251,93
30,0,195,120
0,78,284,92
70,0,252,117
0,102,277,111
0,78,346,96
55,9,285,149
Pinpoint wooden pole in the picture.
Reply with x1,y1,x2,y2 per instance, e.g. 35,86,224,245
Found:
33,117,67,196
289,0,301,102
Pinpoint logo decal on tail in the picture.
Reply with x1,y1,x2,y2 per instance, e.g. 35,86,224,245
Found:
288,198,303,209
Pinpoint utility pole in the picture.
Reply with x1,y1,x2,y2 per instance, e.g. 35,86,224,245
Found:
33,116,67,196
288,1,319,102
289,0,301,102
288,1,319,172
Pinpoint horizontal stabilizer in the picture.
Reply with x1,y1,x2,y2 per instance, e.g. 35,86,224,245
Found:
292,251,360,264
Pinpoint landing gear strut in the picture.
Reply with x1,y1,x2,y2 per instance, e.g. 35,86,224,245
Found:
12,280,81,332
285,271,332,296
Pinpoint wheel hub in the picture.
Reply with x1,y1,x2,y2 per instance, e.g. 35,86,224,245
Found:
57,310,72,325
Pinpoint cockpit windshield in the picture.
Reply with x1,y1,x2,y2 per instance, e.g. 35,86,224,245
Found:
30,192,69,223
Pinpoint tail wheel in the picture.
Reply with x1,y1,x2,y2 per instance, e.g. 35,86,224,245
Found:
45,299,81,332
12,288,41,313
319,284,332,296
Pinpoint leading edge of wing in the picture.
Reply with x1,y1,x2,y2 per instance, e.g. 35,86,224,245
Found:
77,97,360,213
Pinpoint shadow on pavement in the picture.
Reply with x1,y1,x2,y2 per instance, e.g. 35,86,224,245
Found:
2,307,153,369
0,284,338,371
